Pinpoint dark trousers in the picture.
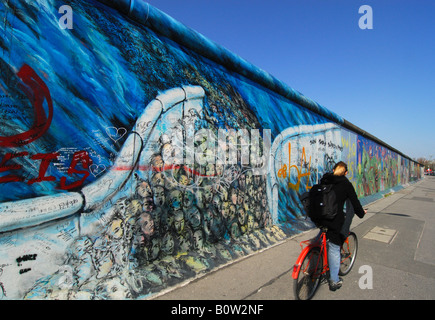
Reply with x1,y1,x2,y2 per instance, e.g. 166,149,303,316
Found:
340,199,355,240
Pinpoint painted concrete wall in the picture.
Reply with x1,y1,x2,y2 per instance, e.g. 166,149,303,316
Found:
0,0,422,300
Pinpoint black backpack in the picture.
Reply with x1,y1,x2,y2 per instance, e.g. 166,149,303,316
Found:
301,183,338,223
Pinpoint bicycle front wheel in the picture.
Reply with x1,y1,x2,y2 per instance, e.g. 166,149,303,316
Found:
339,232,358,276
293,247,323,300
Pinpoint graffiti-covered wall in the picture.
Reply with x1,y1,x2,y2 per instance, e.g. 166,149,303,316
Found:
0,0,422,300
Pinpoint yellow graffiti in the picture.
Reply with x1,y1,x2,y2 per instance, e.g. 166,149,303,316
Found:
277,164,288,179
341,136,356,182
277,142,311,191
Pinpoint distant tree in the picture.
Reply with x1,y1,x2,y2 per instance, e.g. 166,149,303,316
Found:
417,157,435,172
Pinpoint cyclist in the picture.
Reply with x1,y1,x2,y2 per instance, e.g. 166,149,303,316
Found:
317,161,366,291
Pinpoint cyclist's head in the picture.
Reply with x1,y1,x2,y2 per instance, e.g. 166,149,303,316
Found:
333,161,348,176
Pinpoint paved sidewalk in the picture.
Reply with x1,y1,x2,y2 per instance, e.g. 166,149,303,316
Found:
152,176,435,300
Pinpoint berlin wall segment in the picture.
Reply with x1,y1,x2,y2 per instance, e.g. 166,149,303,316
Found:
0,0,422,300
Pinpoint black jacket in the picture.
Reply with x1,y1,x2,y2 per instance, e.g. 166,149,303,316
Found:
318,173,365,245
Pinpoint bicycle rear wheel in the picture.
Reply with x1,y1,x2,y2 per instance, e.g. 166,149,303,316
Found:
293,247,323,300
339,232,358,276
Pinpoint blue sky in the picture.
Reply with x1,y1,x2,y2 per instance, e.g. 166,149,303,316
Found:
145,0,435,161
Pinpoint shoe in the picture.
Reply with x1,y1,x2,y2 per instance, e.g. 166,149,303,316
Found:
329,278,343,291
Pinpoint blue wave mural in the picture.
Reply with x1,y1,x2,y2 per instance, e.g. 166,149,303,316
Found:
0,0,421,299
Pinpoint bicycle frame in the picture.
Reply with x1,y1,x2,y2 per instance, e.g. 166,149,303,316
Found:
341,237,353,265
292,231,329,280
293,230,357,300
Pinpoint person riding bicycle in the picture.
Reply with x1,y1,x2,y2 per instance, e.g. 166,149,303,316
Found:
317,161,366,291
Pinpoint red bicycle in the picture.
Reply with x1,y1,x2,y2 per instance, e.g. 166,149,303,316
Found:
292,227,358,300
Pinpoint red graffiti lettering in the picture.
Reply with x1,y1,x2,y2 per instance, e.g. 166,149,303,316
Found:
0,151,92,189
0,64,93,190
27,152,59,185
0,152,29,183
59,151,93,190
0,64,53,147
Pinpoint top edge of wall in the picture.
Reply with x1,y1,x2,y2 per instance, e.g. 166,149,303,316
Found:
94,0,419,164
